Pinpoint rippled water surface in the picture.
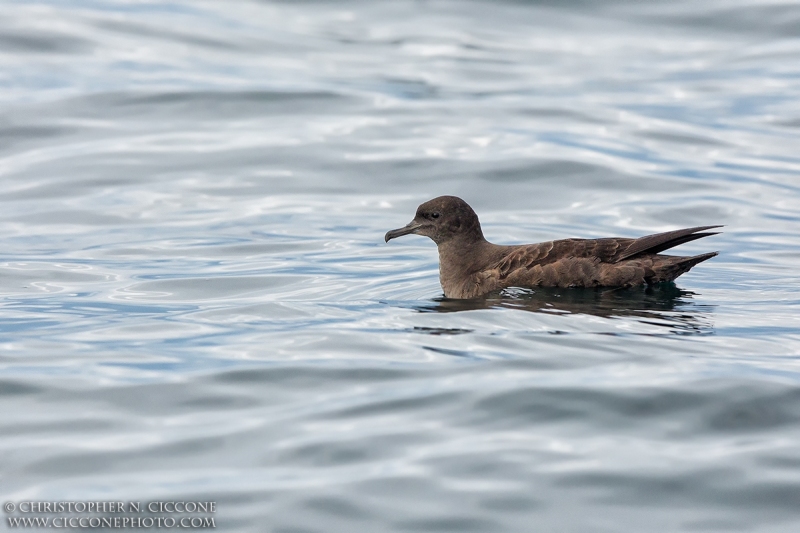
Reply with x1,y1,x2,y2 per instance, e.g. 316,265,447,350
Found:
2,1,800,531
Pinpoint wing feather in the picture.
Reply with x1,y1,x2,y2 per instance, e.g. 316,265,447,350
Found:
614,226,723,263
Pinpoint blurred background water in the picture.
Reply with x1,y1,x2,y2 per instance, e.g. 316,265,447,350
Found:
1,0,800,531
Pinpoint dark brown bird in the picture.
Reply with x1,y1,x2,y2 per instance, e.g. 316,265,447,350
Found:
384,196,721,299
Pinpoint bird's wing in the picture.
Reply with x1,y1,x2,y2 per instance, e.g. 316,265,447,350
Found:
495,238,631,280
613,226,723,263
492,228,721,281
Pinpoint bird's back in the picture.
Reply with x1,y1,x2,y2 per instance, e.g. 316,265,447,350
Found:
443,229,719,298
496,239,716,289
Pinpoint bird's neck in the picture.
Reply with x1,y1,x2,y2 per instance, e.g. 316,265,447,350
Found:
437,235,502,297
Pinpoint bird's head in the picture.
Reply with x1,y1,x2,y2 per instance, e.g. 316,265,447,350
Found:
384,196,484,245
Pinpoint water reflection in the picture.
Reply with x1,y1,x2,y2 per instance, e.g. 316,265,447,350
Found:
411,284,715,335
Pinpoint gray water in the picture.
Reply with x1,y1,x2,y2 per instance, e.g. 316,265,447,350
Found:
2,1,800,531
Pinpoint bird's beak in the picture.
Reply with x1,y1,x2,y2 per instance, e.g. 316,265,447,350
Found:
385,221,423,243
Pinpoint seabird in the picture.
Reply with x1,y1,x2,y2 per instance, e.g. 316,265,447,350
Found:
385,196,721,299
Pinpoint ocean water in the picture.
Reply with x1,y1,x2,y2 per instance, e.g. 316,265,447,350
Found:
1,0,800,531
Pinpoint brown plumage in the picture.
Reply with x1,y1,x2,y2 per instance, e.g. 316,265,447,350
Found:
384,196,721,299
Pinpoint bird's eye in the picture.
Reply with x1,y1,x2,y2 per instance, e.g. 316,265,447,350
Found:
431,212,440,219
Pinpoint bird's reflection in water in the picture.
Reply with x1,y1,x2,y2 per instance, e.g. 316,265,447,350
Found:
409,283,715,335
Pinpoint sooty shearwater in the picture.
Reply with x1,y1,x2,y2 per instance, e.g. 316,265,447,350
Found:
385,196,721,299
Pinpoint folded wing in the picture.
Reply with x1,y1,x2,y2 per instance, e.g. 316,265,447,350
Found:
613,225,723,263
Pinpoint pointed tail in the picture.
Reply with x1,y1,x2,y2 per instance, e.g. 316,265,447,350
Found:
650,251,719,283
